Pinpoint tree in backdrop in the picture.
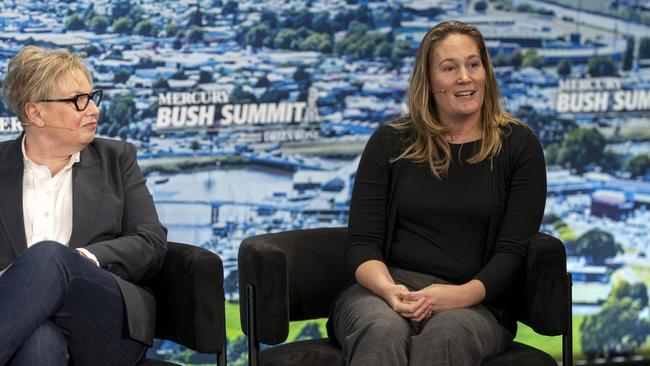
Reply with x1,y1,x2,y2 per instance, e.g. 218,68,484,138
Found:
624,154,650,179
261,10,279,28
65,14,85,30
301,32,333,53
588,56,617,77
514,104,577,146
390,39,413,66
572,229,622,265
522,49,544,68
99,95,136,137
311,11,331,33
557,59,572,77
164,20,179,37
135,20,159,37
610,281,649,308
492,52,510,67
554,128,607,173
273,28,299,49
114,70,131,84
280,8,311,28
112,16,132,34
245,24,271,49
581,280,650,359
90,15,109,34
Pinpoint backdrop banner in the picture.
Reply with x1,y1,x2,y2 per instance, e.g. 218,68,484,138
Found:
1,1,649,364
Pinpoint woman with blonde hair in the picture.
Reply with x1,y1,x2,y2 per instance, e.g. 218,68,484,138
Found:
0,46,166,365
328,20,547,365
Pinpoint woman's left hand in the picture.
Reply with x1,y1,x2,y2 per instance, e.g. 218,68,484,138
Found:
403,279,486,315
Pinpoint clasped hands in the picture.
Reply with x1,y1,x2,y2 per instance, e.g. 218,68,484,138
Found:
380,281,484,323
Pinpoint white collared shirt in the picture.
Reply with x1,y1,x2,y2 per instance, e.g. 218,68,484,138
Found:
21,137,98,265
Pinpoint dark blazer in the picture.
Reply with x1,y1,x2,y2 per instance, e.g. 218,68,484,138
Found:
0,135,167,345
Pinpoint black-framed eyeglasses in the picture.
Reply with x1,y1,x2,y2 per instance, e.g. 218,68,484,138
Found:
39,89,103,111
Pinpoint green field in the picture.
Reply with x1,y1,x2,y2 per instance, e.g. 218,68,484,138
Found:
201,302,650,365
225,302,585,361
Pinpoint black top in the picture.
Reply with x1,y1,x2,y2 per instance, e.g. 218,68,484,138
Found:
390,141,492,284
343,122,547,334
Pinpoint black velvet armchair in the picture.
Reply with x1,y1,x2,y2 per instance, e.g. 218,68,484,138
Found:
138,242,227,366
238,227,572,366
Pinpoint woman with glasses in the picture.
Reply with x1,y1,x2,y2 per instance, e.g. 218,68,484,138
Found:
0,46,167,365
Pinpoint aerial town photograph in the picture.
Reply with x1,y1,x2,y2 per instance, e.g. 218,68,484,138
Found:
1,0,649,365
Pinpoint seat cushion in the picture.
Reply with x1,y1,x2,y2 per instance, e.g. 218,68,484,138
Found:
482,342,557,366
138,359,182,366
259,339,556,366
260,339,345,366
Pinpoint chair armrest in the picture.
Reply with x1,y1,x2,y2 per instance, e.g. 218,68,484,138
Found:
238,227,348,345
149,242,225,354
239,235,289,345
516,232,569,336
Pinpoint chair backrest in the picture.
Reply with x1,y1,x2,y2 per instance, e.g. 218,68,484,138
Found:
239,227,348,344
149,242,226,354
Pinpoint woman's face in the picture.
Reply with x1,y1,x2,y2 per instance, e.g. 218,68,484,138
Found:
429,34,486,125
34,69,99,151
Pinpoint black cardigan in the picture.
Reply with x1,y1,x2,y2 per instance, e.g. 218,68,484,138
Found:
339,121,547,335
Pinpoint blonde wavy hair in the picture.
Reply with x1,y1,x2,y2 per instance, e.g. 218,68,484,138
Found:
2,46,92,125
391,20,522,179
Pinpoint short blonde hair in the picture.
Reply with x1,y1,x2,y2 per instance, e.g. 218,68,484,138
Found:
2,46,92,124
391,21,522,179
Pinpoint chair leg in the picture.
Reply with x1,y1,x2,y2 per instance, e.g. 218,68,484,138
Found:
562,273,573,366
246,284,260,366
217,346,227,366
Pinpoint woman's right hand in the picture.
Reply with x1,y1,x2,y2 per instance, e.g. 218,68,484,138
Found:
355,260,432,322
380,283,411,310
380,283,433,322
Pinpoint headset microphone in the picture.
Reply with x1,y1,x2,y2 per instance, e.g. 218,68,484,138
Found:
21,122,78,132
432,89,447,94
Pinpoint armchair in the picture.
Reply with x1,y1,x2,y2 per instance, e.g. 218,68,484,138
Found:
238,228,572,366
138,242,227,366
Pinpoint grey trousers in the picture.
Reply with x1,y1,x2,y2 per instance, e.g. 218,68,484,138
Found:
331,267,513,366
